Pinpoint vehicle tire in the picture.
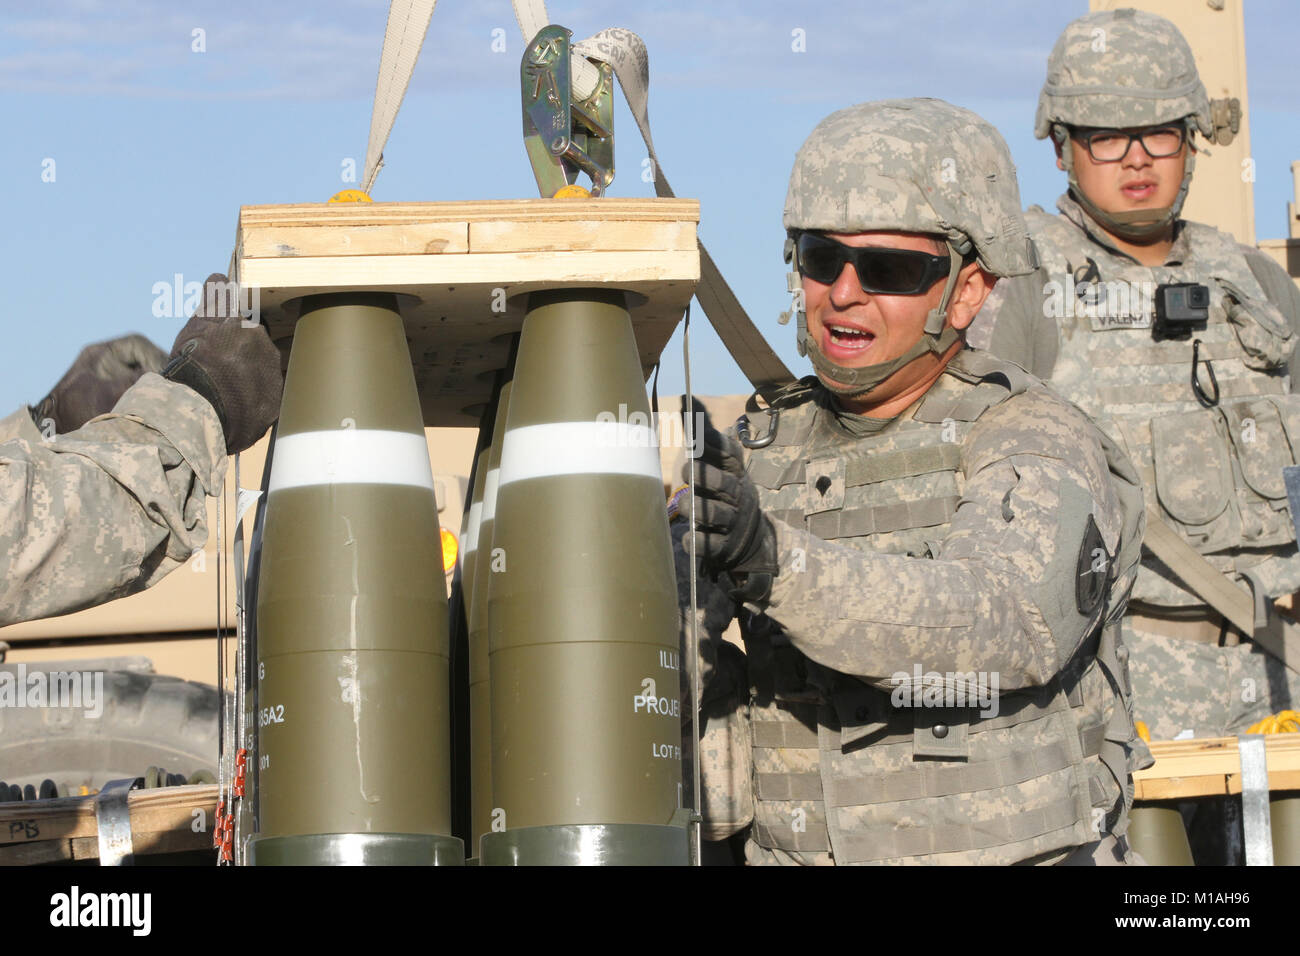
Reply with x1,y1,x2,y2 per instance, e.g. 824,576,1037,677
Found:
0,668,224,796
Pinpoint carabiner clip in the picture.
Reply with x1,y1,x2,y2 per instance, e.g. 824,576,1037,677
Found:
1191,338,1220,408
736,408,780,449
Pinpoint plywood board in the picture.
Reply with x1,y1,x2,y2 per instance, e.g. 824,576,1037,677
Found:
235,198,701,428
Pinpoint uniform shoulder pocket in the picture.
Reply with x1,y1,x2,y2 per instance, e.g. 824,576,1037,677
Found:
1219,278,1295,370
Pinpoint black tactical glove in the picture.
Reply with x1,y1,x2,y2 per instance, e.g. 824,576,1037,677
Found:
163,274,283,455
680,402,778,604
32,334,167,434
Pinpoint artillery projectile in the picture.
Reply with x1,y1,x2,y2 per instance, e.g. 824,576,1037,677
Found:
468,386,511,859
249,292,462,866
481,289,687,865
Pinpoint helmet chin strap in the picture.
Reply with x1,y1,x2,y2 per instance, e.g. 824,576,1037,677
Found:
793,240,967,400
1053,122,1195,244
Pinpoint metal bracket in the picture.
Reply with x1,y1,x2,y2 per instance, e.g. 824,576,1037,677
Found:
521,25,614,197
1239,734,1274,866
95,777,138,866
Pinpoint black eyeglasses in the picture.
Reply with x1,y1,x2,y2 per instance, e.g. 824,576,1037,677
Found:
1075,125,1186,163
794,232,953,295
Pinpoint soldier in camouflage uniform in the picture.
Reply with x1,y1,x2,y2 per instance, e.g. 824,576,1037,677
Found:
0,274,282,626
969,9,1300,742
680,98,1150,864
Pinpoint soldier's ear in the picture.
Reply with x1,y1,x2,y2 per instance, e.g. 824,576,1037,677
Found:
1053,138,1065,172
947,263,995,333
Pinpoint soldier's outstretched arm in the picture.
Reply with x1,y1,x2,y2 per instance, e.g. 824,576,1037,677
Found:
0,374,226,626
763,390,1128,693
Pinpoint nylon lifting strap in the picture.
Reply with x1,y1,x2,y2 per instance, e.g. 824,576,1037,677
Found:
1143,515,1300,674
362,1,439,195
1142,517,1255,634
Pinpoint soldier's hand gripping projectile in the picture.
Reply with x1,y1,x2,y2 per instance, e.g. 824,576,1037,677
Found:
162,273,284,454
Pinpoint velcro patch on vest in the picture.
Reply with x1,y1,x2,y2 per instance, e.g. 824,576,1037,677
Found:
804,457,845,516
1076,512,1109,617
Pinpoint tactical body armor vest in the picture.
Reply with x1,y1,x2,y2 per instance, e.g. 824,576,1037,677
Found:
740,349,1140,865
1027,201,1300,608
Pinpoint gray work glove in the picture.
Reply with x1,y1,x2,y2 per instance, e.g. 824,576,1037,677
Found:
680,401,777,604
162,273,283,454
32,334,167,434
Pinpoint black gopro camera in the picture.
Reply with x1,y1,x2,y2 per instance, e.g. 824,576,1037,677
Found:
1153,282,1210,340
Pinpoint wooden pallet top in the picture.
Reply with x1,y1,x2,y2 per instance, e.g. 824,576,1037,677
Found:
234,198,701,428
1134,734,1300,800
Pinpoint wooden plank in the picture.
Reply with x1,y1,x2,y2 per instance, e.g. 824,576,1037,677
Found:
240,250,699,290
241,222,469,259
68,828,212,861
1226,768,1300,795
0,784,218,847
0,838,73,866
468,219,697,253
239,198,699,226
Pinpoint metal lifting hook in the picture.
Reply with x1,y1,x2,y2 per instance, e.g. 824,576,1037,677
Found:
736,407,780,449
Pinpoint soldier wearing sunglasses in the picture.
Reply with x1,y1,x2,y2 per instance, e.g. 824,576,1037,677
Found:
970,9,1300,759
680,98,1149,865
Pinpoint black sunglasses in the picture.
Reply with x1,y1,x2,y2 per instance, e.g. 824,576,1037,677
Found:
794,232,954,295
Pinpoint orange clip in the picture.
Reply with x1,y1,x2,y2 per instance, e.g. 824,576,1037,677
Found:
234,749,248,798
213,800,227,850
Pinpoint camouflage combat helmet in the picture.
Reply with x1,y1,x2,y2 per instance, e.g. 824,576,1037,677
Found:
783,97,1035,398
1036,8,1212,240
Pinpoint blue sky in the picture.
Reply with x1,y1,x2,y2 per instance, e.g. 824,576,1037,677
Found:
2,0,1297,411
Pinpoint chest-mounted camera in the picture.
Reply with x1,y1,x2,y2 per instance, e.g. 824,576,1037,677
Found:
1153,282,1210,341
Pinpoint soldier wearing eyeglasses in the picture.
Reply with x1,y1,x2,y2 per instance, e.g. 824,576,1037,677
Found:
971,8,1300,750
680,97,1150,865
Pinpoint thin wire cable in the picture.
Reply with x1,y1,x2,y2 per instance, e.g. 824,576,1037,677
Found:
682,304,702,866
232,453,246,866
214,472,227,864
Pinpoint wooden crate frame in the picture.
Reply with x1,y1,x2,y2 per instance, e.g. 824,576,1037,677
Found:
234,198,701,428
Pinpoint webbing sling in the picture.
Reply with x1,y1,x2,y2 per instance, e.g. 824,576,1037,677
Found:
362,1,439,195
1142,515,1255,635
1142,516,1300,674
